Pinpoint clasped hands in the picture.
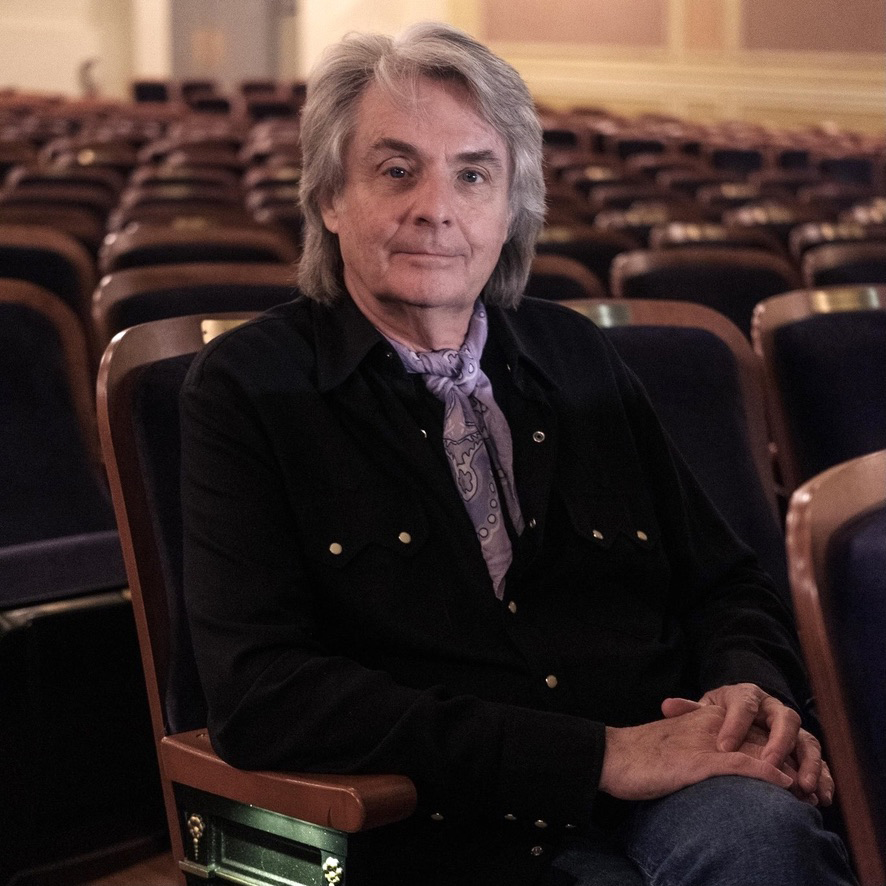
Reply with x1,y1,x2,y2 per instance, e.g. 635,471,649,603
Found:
600,682,834,806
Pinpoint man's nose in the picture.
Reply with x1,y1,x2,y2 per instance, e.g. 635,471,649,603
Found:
411,173,453,225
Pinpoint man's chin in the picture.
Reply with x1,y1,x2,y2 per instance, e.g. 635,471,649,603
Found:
376,288,479,312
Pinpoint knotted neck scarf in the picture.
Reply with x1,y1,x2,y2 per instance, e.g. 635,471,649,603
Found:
386,302,524,599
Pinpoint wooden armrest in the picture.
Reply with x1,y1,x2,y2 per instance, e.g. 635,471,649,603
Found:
160,729,417,832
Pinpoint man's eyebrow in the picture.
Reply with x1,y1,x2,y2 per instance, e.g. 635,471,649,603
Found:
457,149,505,168
367,139,505,168
368,138,418,157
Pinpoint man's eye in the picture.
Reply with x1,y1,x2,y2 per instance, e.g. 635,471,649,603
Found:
386,166,408,179
460,170,483,184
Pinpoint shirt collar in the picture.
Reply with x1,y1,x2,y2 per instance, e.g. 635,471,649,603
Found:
312,293,558,395
484,303,559,394
313,294,389,392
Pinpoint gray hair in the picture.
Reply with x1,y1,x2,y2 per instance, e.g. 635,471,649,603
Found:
297,21,545,308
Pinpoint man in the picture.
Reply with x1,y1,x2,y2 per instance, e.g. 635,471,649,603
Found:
181,22,857,885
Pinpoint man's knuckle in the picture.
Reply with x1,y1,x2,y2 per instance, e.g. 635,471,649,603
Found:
800,728,820,747
739,695,759,715
784,707,801,726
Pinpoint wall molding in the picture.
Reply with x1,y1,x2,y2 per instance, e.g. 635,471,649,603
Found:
494,41,886,132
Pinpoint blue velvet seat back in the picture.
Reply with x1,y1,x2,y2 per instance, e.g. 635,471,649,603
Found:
619,264,793,337
605,325,788,600
112,242,288,272
771,310,886,483
525,272,596,302
827,503,886,840
819,156,875,187
0,302,116,547
810,257,886,287
0,244,85,316
536,238,629,287
132,353,207,734
112,283,295,332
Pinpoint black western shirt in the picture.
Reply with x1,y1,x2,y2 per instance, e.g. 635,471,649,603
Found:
181,294,807,884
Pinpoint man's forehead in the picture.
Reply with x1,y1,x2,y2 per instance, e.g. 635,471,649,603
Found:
351,79,507,160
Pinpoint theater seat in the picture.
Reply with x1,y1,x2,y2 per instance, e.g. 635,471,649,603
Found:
786,449,886,886
0,223,97,335
649,221,785,256
802,240,886,287
611,245,800,338
98,221,299,274
91,261,299,350
563,298,790,607
527,254,606,301
751,285,886,494
97,313,417,886
0,279,164,885
536,223,639,291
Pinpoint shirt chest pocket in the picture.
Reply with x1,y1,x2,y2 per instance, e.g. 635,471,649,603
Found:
300,485,430,570
557,484,669,639
560,485,659,555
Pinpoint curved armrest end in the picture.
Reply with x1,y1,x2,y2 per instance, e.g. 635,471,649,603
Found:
160,729,417,832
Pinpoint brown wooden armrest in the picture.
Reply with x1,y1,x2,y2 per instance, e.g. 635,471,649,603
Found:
160,729,417,832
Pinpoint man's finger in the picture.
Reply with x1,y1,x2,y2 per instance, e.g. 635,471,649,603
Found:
713,750,794,790
715,688,762,751
660,697,701,718
759,696,802,767
790,729,826,797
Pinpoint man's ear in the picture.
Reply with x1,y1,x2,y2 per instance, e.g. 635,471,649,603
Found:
320,194,341,234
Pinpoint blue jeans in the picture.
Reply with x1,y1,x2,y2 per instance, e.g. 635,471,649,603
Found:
542,776,858,886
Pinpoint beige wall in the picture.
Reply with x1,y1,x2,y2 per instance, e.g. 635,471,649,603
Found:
483,0,667,47
0,0,130,96
296,0,449,77
478,0,886,133
743,0,885,52
131,0,172,82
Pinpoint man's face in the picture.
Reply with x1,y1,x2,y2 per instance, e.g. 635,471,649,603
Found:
321,76,512,322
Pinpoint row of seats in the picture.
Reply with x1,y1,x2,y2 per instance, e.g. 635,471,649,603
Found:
538,219,886,287
132,76,307,120
538,103,886,185
0,130,304,258
2,94,884,240
5,235,883,500
6,215,886,378
2,92,886,354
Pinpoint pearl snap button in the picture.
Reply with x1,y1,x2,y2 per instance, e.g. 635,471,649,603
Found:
636,530,648,541
430,812,444,821
329,542,343,555
504,813,517,821
592,529,604,540
507,600,517,614
534,819,548,829
532,431,546,443
545,674,558,689
398,531,412,544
